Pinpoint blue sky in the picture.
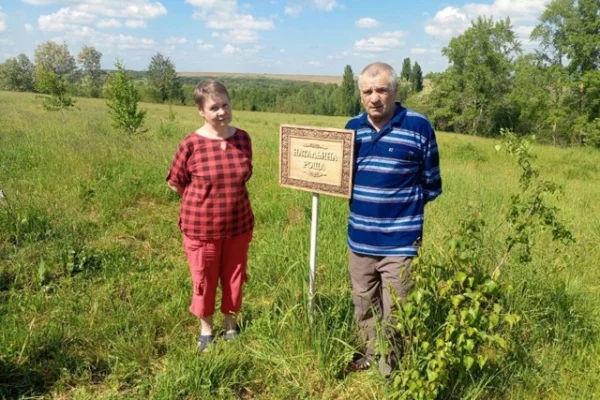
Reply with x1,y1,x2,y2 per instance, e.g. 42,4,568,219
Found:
0,0,550,75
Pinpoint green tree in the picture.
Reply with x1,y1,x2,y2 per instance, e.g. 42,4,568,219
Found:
0,54,35,92
510,55,573,145
77,45,103,98
400,57,412,82
411,61,423,92
35,65,76,119
105,61,147,136
34,41,76,78
146,53,184,104
337,64,359,116
34,41,77,118
532,0,600,75
433,17,521,135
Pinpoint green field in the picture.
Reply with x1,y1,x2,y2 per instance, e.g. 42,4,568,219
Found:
1,91,599,399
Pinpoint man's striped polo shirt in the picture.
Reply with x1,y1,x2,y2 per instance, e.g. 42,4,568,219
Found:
345,102,442,257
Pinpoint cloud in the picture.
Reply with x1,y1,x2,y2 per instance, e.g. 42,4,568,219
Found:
214,29,259,44
0,8,6,32
307,60,321,67
24,23,35,32
196,39,214,50
310,0,340,11
197,13,274,30
97,18,121,28
354,31,406,52
31,1,167,25
49,25,155,50
425,0,550,39
38,7,97,31
284,0,340,15
166,36,188,45
410,47,440,55
356,18,380,29
223,44,241,55
188,0,274,56
284,6,302,16
185,0,237,13
125,19,147,28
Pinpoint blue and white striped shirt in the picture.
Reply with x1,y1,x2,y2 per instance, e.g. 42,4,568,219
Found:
345,103,442,257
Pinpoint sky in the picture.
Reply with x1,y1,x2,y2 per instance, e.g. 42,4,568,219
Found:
0,0,551,76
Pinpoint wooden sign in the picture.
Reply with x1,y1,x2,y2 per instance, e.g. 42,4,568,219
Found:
279,124,355,198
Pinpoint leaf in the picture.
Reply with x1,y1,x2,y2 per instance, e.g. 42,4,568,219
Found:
455,271,467,285
504,313,520,327
465,339,475,351
451,295,464,308
478,354,488,368
495,144,502,152
464,356,475,370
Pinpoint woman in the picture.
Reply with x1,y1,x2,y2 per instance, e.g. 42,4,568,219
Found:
167,80,254,352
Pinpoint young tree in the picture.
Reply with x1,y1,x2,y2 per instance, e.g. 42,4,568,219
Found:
411,61,424,92
34,42,77,118
400,57,412,82
106,61,147,136
0,54,35,92
146,53,184,104
337,64,359,116
77,45,103,98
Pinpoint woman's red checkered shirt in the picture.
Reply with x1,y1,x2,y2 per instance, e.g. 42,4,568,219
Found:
167,129,254,240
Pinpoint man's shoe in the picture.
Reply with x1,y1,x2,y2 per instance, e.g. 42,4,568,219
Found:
197,335,215,353
346,353,372,372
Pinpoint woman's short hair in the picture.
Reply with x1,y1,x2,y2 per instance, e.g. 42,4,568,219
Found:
193,79,230,108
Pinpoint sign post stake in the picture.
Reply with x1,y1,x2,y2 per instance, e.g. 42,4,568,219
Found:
279,124,355,326
309,192,319,324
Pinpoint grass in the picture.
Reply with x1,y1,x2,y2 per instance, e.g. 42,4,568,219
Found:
0,90,599,399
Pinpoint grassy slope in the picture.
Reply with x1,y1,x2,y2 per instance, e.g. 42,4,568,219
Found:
0,91,599,399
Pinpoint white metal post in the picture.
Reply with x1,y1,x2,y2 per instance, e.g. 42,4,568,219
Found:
309,192,320,324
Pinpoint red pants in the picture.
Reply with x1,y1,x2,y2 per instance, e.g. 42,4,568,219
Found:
182,231,252,318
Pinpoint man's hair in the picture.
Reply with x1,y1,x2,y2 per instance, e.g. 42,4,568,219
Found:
358,62,398,91
193,79,230,108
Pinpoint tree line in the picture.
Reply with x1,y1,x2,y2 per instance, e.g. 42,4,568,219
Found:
0,0,598,147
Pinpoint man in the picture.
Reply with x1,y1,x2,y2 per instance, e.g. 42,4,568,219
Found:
345,62,442,376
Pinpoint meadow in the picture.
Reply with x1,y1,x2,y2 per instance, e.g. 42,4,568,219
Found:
1,91,599,399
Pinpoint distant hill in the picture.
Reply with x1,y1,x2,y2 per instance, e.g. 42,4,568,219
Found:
177,72,343,85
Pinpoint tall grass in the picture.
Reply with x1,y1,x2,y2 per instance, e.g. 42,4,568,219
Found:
1,91,599,399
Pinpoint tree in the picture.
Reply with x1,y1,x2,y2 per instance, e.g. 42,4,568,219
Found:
106,61,147,136
337,64,359,116
0,54,35,92
34,41,77,118
400,57,412,82
146,53,184,104
34,41,76,78
411,61,423,92
35,65,76,119
510,55,573,145
434,17,522,135
532,0,600,75
77,45,103,98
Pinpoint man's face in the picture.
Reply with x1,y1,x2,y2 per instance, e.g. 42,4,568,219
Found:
359,73,397,125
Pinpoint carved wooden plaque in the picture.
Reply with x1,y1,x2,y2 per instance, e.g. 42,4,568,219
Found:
280,124,355,198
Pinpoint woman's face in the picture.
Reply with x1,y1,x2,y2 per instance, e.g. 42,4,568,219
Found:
198,93,232,128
